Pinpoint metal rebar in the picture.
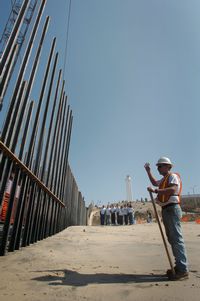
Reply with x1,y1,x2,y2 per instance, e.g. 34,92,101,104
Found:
0,43,19,102
60,112,73,199
47,81,65,190
54,95,68,197
58,104,70,199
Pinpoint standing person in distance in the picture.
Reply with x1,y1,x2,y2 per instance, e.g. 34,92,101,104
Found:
123,203,129,225
110,204,116,225
144,157,189,281
128,203,135,225
105,205,111,225
100,205,106,225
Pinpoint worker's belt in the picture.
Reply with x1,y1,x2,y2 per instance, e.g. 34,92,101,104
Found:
162,203,179,210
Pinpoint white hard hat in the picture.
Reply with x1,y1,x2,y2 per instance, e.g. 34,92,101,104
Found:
156,157,173,166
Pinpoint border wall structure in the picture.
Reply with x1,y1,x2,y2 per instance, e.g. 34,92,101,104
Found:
0,0,87,256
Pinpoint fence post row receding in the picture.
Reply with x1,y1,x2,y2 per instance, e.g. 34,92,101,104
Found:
0,0,87,256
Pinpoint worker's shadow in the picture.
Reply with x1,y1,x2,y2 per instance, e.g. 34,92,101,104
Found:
32,269,168,287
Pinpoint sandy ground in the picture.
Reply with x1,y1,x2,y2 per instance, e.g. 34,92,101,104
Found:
0,223,199,301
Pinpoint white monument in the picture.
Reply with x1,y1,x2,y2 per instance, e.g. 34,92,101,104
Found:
125,175,133,202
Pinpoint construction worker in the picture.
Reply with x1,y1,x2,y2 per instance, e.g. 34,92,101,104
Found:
144,157,189,281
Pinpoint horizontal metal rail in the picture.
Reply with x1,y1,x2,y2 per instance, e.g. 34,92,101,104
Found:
0,139,65,207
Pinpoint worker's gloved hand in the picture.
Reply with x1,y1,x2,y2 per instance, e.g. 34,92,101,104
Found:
147,186,155,193
144,162,151,172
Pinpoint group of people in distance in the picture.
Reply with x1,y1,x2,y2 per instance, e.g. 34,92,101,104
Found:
100,203,135,226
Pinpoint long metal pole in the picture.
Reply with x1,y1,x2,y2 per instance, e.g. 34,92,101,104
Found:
58,104,70,199
61,112,73,199
59,108,71,199
15,176,30,250
54,95,68,197
51,92,65,195
149,191,175,276
48,84,65,191
0,43,19,102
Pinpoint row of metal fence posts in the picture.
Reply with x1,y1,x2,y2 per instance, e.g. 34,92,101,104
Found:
0,0,87,256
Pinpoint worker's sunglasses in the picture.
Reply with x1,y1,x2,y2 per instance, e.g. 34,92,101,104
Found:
157,164,166,168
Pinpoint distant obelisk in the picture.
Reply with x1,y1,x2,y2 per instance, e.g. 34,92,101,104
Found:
125,175,133,202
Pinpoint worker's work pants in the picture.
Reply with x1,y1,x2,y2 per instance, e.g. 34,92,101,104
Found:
162,204,188,273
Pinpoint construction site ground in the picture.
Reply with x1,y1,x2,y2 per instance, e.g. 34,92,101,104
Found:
0,223,199,301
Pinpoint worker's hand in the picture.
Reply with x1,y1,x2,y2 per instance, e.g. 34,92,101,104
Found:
144,162,151,173
147,186,156,193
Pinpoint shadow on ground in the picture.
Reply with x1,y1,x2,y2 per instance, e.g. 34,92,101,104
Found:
32,269,168,287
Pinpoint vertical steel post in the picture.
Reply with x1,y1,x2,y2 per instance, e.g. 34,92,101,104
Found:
60,112,73,199
0,43,19,102
58,105,70,199
47,82,65,190
54,95,68,197
50,92,65,195
15,176,30,250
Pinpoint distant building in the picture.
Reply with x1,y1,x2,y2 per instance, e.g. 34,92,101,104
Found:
181,194,200,212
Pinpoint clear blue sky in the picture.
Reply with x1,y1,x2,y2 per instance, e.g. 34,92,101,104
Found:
0,0,200,205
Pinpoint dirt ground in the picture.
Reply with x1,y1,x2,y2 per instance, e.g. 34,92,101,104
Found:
0,223,199,301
